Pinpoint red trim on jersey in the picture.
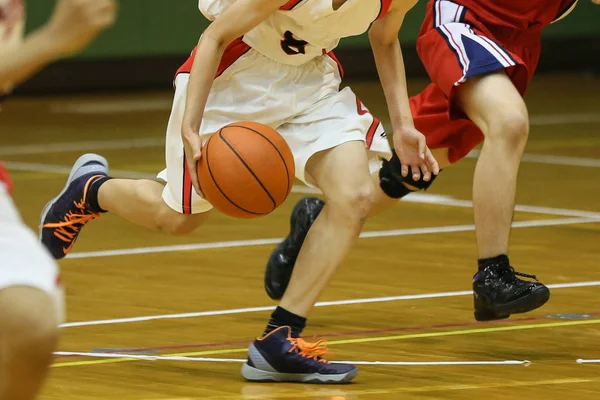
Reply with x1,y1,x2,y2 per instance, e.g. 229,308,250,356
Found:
176,37,251,78
280,0,303,10
327,51,344,78
0,162,13,195
182,155,193,214
376,0,392,19
365,117,380,149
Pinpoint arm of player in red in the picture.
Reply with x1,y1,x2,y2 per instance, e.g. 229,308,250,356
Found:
368,0,439,182
0,0,117,93
180,0,290,196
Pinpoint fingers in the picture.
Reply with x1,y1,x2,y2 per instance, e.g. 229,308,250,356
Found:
425,148,440,176
187,158,203,196
183,133,203,196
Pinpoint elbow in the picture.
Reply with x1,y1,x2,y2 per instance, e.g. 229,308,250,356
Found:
201,26,234,53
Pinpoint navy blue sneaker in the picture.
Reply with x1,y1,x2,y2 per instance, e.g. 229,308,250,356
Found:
40,154,108,259
264,197,325,300
242,326,357,383
473,262,550,321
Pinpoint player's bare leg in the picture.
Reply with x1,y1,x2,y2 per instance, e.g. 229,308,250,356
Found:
264,147,451,299
97,179,209,234
40,154,208,259
0,287,58,400
455,70,549,320
280,141,375,316
243,141,374,383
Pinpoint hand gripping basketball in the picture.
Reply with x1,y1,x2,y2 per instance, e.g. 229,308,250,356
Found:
182,128,204,196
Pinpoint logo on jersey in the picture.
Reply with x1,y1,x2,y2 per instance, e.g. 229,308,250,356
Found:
280,31,308,55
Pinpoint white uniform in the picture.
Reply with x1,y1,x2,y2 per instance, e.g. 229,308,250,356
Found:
158,0,393,214
0,0,64,322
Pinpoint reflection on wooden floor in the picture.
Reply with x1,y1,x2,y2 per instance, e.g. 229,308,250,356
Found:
2,74,600,399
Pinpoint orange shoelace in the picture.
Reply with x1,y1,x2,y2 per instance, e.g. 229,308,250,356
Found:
42,198,99,251
41,175,103,254
288,337,331,364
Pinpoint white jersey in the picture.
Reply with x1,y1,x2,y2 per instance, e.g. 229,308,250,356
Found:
198,0,391,65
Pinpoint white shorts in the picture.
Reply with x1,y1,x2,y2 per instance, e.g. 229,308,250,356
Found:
157,49,392,214
0,185,64,323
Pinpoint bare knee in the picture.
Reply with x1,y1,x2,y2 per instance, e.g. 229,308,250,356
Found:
327,181,377,222
485,108,529,151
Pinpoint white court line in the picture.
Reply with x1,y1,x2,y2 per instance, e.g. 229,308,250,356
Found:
60,279,600,328
577,359,600,364
0,137,163,156
65,217,599,261
529,113,600,126
7,160,600,219
53,351,530,366
2,161,157,180
7,159,600,219
467,150,600,168
48,96,600,126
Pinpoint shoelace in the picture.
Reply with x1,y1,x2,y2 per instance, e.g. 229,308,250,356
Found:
288,337,331,364
511,268,538,281
503,266,538,282
42,199,99,244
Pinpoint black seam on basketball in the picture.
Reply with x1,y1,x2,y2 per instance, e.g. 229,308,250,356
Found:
224,125,292,196
218,131,277,211
205,131,267,216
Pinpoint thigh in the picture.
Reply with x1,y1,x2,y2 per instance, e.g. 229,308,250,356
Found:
0,190,64,324
454,70,528,135
305,140,374,202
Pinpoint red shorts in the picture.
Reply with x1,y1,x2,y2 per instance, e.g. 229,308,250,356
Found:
410,0,542,163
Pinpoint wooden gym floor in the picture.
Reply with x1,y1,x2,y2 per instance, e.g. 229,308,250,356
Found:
1,74,600,399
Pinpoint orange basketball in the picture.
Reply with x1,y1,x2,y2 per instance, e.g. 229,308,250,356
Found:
197,121,295,219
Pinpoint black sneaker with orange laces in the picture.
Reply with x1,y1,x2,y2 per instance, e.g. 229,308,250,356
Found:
241,326,357,383
40,154,109,259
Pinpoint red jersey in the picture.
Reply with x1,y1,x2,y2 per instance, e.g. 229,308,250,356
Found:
452,0,578,33
0,162,12,194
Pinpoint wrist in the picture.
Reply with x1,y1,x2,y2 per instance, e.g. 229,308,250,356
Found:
35,25,70,59
392,117,415,132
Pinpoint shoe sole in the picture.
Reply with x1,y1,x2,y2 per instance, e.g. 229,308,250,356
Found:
38,154,109,243
475,285,551,322
241,363,358,384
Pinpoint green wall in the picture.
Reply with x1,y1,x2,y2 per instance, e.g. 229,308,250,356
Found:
26,0,600,59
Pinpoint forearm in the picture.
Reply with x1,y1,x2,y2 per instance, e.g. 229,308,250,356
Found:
0,28,62,92
370,37,414,129
181,34,227,135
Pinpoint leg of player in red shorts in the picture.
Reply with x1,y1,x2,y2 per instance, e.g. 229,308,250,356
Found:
0,1,116,398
